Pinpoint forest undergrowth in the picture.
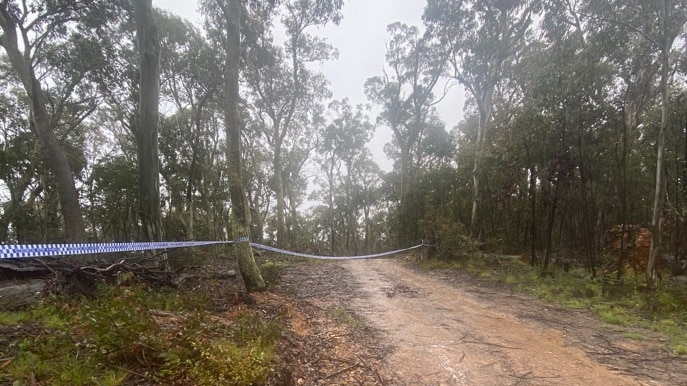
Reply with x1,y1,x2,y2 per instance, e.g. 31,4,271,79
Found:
417,254,687,355
0,254,288,386
0,252,392,385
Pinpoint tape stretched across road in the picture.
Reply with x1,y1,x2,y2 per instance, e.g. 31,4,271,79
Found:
250,243,425,260
0,239,425,260
0,241,234,259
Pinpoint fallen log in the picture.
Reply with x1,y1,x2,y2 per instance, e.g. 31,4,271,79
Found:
0,255,237,309
0,279,50,309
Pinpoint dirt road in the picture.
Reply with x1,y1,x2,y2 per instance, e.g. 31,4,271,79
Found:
276,257,686,385
342,258,648,385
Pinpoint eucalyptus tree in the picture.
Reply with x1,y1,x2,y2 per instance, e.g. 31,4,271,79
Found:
0,82,37,242
423,0,538,239
315,98,374,254
201,0,265,292
81,97,140,241
537,0,661,278
592,0,687,283
662,91,687,262
391,109,456,250
282,120,321,247
87,154,138,241
242,0,339,247
579,7,658,278
132,0,167,269
0,0,118,242
534,2,607,274
515,47,611,273
198,111,232,240
365,22,446,245
158,11,222,240
242,115,273,243
311,158,382,255
356,158,382,253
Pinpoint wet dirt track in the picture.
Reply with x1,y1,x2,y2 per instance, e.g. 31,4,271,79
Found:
343,258,649,385
276,257,687,385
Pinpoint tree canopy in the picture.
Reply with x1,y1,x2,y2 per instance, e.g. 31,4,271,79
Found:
0,0,685,286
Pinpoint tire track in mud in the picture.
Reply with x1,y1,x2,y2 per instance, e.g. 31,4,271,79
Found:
342,258,654,386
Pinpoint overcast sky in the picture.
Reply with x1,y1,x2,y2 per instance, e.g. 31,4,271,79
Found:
154,0,465,170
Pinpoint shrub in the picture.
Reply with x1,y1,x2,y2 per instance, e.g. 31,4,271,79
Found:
4,284,282,385
190,341,273,386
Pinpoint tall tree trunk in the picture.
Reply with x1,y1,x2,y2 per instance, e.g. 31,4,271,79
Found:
345,169,356,254
542,180,560,276
470,100,492,239
647,88,667,282
397,143,413,246
682,117,687,261
528,166,537,266
0,7,85,242
617,116,629,280
647,13,672,284
185,156,197,240
364,204,371,254
186,199,195,240
327,158,336,254
248,187,266,243
400,144,410,206
221,0,265,292
576,115,597,276
134,0,166,267
274,146,287,247
683,117,687,205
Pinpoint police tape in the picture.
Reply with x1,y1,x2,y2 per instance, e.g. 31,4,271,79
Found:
0,238,426,260
250,243,425,260
0,240,235,259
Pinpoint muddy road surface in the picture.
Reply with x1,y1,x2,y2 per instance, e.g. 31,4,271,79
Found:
276,257,687,385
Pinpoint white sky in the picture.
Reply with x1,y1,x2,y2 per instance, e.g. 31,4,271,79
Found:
154,0,465,171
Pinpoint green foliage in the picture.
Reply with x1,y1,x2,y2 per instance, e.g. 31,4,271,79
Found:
646,282,687,315
330,306,362,329
187,314,280,385
3,284,282,385
418,258,463,271
623,332,647,341
86,155,139,240
77,286,165,365
0,310,32,325
231,314,282,348
595,304,637,326
190,341,273,386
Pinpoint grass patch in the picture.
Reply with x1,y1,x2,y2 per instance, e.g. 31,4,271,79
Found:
2,283,281,385
418,259,461,271
623,332,648,341
0,310,32,325
330,306,362,329
504,274,519,285
190,340,274,385
595,304,637,326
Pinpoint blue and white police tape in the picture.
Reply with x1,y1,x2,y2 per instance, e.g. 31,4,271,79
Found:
250,242,425,260
0,238,427,260
0,240,237,259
